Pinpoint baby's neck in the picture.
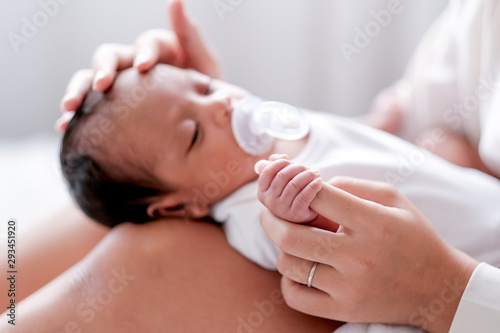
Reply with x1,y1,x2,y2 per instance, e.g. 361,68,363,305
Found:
211,134,310,207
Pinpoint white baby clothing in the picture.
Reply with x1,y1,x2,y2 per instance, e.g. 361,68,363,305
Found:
212,111,500,271
212,110,500,333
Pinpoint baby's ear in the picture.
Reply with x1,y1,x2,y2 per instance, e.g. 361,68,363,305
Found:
146,195,211,220
146,195,185,218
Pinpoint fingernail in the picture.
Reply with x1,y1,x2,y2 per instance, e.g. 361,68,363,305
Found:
55,111,75,133
254,160,268,175
269,153,288,161
60,94,76,111
314,170,321,177
134,51,150,68
313,177,323,186
93,70,106,90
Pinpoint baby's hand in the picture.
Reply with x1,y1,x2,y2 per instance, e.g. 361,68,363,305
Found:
255,155,322,223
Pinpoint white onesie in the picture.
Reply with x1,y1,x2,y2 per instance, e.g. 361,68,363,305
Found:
212,111,500,271
211,111,500,332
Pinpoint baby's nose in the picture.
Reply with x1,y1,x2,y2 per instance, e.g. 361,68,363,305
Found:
212,98,232,128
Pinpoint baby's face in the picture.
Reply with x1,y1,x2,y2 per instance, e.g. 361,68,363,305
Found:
93,64,266,219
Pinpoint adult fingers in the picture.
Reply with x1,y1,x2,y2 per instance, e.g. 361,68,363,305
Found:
168,0,222,78
281,277,336,319
91,43,135,91
327,176,407,208
307,214,340,233
133,29,180,71
60,69,94,112
310,182,384,231
54,111,75,133
260,209,344,264
133,40,161,72
277,252,339,291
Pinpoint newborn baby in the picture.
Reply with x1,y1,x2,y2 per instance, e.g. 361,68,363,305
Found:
61,64,272,224
60,64,500,274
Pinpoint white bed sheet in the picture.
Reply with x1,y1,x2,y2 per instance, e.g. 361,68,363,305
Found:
0,135,70,234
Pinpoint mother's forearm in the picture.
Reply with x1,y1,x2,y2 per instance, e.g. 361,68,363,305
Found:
1,219,341,332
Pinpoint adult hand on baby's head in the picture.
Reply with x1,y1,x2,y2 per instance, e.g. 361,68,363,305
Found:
56,0,222,133
261,177,479,333
255,155,322,223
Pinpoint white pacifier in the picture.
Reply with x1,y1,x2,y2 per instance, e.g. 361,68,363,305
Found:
231,96,310,155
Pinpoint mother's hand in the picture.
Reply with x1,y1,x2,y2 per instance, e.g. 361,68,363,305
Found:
261,177,479,333
57,0,222,130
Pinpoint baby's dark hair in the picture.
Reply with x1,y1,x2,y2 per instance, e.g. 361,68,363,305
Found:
60,91,163,228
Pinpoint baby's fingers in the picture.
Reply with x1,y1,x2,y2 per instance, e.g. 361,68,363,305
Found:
290,177,322,221
268,154,289,162
254,154,289,175
280,169,321,205
268,164,311,199
257,159,292,192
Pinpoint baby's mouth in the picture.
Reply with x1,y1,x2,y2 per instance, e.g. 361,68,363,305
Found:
230,96,310,156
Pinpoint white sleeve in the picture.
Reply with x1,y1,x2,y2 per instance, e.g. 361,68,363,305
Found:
449,262,500,332
335,323,424,333
392,0,500,146
391,0,462,141
478,72,500,178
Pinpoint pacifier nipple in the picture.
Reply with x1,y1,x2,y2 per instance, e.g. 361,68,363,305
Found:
231,96,310,155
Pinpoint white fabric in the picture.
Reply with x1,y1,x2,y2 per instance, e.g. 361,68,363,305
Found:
390,0,500,331
449,263,500,332
213,0,500,330
0,135,71,231
335,323,424,333
394,0,500,179
212,111,500,271
212,111,500,332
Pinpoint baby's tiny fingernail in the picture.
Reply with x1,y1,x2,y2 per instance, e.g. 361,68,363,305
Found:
254,160,269,175
269,153,289,161
313,177,323,186
314,170,321,177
